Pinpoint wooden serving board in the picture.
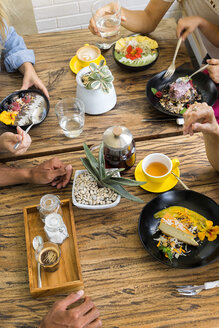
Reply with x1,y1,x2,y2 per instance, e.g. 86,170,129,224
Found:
23,199,83,298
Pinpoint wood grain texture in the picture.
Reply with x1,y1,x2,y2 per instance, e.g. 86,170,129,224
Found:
0,25,192,161
1,134,219,328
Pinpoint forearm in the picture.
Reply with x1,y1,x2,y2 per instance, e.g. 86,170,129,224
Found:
18,62,34,75
121,9,155,33
203,128,219,171
0,165,32,186
121,0,171,34
198,17,219,48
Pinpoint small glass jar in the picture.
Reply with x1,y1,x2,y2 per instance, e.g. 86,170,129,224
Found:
44,213,69,244
35,241,61,272
38,194,63,222
103,126,136,171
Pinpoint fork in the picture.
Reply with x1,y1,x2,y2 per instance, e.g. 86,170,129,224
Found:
163,36,183,79
176,280,219,296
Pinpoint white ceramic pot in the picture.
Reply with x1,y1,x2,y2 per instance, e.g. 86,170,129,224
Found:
76,66,117,115
72,169,121,210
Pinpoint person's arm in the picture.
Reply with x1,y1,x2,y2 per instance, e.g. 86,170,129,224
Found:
2,26,35,72
89,0,172,35
183,103,219,171
177,16,219,47
2,26,49,98
121,0,173,34
0,126,31,155
0,157,73,188
39,290,102,328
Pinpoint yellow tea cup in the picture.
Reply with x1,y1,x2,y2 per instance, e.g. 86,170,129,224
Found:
76,44,101,68
142,153,179,184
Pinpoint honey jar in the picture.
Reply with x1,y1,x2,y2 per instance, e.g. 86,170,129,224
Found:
38,194,63,222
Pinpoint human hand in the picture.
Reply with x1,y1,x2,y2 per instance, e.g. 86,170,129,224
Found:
30,157,73,188
39,290,102,328
19,62,49,99
207,58,219,83
183,102,218,136
0,126,31,154
176,16,202,41
89,2,125,36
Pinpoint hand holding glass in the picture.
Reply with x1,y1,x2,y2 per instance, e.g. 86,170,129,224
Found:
92,0,121,39
55,97,85,138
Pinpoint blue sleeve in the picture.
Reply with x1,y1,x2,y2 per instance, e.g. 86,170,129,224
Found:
2,26,35,72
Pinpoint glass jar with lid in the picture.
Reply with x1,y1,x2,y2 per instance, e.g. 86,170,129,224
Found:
103,126,136,170
38,194,63,222
44,213,69,244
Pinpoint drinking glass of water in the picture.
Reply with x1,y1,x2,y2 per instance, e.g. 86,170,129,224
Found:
55,97,85,138
92,0,121,39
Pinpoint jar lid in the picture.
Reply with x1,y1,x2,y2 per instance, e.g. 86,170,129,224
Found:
40,194,60,211
102,126,133,150
44,213,63,232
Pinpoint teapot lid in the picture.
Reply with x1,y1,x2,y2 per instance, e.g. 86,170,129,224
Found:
103,126,133,150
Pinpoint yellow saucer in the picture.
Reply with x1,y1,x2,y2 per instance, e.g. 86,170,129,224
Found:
135,160,180,193
69,55,106,74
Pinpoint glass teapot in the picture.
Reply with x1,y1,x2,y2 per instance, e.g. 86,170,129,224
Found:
103,126,136,171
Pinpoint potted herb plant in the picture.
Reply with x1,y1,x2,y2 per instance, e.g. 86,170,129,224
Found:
76,60,117,115
72,142,145,209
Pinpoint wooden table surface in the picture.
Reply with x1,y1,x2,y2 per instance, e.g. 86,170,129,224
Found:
1,133,219,328
0,25,192,161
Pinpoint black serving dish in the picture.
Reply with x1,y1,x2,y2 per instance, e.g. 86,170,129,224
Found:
0,89,49,128
112,43,159,72
138,190,219,269
146,67,218,118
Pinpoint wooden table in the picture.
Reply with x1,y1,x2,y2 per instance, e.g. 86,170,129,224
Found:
0,24,191,161
1,25,219,328
1,134,219,328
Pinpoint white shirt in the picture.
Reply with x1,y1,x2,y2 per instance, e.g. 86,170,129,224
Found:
164,0,219,58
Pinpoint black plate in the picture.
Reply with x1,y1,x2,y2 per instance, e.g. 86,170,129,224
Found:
112,44,159,72
138,190,219,268
146,67,218,117
0,89,49,128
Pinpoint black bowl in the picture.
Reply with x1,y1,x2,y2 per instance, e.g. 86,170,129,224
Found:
146,67,218,117
0,89,49,128
112,43,159,72
138,190,219,268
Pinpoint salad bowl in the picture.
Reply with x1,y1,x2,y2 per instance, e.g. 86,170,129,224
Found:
113,35,159,72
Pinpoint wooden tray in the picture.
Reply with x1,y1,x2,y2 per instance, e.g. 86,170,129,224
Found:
23,199,83,298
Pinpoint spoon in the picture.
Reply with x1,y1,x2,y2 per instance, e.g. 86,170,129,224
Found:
171,171,189,190
32,235,43,288
95,33,140,50
95,41,117,50
176,63,209,83
14,108,47,150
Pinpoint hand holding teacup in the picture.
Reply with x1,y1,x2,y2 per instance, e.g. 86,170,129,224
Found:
142,153,179,184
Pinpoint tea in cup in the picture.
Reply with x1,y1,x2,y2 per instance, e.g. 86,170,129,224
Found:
142,153,179,184
76,44,101,68
36,241,61,272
